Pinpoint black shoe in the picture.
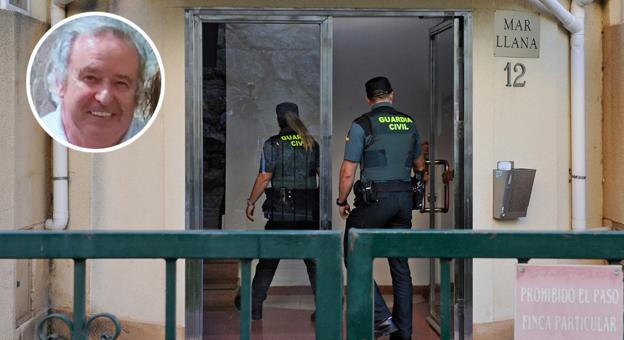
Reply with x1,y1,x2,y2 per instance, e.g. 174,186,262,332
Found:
251,308,262,321
389,335,411,340
234,294,240,310
234,294,262,320
310,310,316,322
374,317,399,338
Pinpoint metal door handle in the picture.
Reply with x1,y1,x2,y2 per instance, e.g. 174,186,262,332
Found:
421,159,451,213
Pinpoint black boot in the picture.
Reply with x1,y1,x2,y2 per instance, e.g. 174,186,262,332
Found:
234,293,263,320
251,298,263,320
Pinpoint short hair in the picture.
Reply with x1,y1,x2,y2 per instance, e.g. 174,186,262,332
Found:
46,16,155,110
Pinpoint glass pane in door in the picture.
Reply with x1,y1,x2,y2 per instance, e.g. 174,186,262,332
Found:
213,23,322,231
427,20,457,329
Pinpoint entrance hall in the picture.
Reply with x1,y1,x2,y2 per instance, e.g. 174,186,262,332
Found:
195,12,468,339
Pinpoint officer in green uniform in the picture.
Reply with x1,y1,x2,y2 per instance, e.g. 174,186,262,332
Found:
337,77,425,339
236,102,319,321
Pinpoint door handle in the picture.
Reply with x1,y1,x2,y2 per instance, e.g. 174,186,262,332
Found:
421,159,451,213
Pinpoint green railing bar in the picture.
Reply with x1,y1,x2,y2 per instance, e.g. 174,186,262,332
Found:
73,259,87,340
0,231,340,259
314,249,344,340
346,240,374,340
346,228,624,340
1,231,343,340
440,259,452,340
166,259,177,340
348,229,624,259
240,260,252,340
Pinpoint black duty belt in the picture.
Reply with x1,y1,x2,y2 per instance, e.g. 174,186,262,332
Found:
374,181,413,192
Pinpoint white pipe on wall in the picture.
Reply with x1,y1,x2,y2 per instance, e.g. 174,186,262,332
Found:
53,0,76,6
528,0,551,16
570,2,587,230
50,2,65,24
538,0,583,33
45,142,69,230
537,0,590,230
45,1,71,230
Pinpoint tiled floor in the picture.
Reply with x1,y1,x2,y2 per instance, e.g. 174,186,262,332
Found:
203,294,440,339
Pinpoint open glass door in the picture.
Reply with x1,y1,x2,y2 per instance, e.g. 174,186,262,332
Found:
185,11,332,339
426,18,467,338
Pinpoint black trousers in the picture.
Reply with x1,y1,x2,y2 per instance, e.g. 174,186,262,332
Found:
345,191,413,340
251,220,318,310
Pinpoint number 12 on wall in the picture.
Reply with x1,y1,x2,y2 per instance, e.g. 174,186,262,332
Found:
504,62,527,87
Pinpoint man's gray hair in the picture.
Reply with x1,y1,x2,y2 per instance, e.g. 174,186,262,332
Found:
46,15,156,109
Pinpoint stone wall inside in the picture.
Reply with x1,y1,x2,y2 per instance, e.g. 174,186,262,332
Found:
223,23,321,232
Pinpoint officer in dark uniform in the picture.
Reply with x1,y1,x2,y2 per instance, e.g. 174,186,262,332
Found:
337,77,425,339
236,102,319,321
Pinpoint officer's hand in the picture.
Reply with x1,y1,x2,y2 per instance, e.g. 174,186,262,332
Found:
442,169,454,184
339,204,351,219
246,202,255,222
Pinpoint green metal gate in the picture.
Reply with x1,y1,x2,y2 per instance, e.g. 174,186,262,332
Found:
0,230,343,340
4,228,623,339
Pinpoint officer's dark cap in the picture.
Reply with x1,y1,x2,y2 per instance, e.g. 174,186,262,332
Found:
365,76,393,99
276,102,299,117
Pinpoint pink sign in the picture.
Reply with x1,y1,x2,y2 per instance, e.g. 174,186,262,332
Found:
515,264,623,340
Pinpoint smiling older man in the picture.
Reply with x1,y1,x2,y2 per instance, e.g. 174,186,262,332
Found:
42,16,151,149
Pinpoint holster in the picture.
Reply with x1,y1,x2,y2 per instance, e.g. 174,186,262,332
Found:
354,180,378,205
262,187,319,220
412,172,425,210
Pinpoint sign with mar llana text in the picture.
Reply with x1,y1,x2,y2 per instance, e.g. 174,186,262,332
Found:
515,264,623,340
495,10,540,58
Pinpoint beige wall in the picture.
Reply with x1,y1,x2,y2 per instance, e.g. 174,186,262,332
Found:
586,2,604,229
603,23,624,226
44,0,607,335
49,0,187,331
471,0,604,324
28,0,48,22
472,2,571,322
0,9,50,340
0,9,20,338
606,0,624,25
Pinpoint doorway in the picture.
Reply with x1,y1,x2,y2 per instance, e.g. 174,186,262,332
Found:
186,9,472,340
426,19,472,340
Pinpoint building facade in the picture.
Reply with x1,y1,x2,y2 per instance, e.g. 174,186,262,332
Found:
0,0,623,339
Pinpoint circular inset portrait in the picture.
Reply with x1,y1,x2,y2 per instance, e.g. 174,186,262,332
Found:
27,12,164,152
